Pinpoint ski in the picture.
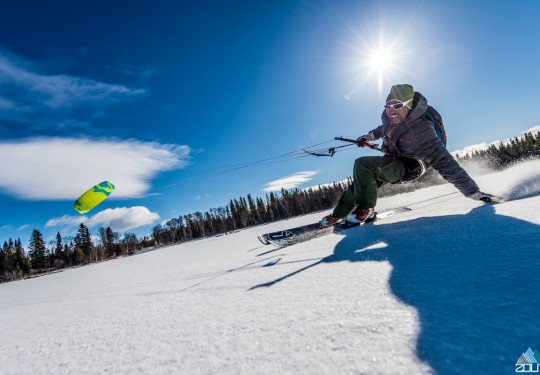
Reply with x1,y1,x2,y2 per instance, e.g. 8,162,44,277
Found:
258,206,412,248
333,206,412,231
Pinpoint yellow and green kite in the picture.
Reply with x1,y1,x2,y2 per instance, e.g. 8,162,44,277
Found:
73,181,115,214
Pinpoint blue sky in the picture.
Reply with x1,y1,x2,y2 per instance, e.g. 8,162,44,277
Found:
1,0,539,246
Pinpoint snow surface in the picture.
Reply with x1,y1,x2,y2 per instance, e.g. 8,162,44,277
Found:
1,161,540,375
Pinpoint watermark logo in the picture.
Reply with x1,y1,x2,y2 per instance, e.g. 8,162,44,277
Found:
516,347,540,373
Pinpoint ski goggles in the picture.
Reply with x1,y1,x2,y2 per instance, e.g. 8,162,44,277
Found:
384,98,413,111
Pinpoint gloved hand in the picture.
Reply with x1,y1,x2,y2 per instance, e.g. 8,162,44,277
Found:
470,191,496,203
356,132,376,147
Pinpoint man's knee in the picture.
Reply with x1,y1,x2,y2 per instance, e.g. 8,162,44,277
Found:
354,156,370,168
354,156,379,174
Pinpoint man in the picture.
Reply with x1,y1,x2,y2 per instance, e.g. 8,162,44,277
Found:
320,84,494,227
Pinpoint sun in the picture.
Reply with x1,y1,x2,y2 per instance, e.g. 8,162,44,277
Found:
364,46,397,93
342,35,407,100
340,18,419,100
366,47,394,75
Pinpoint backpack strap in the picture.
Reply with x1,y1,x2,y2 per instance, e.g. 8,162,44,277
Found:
424,106,447,146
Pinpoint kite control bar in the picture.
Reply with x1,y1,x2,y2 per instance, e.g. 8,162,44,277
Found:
335,136,383,152
303,136,383,157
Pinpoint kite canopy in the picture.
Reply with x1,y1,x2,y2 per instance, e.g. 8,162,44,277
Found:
73,181,115,214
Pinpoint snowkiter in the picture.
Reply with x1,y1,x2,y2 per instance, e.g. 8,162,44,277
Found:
320,84,494,227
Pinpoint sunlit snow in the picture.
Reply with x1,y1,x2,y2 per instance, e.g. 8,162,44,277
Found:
1,161,539,374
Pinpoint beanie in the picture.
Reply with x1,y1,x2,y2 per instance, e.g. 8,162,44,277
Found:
386,84,414,103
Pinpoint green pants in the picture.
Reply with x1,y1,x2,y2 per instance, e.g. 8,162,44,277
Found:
333,156,405,218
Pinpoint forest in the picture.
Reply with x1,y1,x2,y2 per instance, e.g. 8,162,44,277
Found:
1,131,539,282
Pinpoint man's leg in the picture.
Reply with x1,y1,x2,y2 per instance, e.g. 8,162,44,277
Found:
324,156,405,225
332,184,357,219
353,156,405,208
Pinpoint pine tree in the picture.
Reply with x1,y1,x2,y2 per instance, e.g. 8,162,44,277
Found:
247,194,258,225
109,227,120,257
229,200,239,230
237,197,250,228
256,197,267,223
13,239,29,275
28,229,47,272
63,244,73,267
74,223,93,264
53,232,66,268
0,242,7,280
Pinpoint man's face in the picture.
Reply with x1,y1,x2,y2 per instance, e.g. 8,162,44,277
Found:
385,99,411,126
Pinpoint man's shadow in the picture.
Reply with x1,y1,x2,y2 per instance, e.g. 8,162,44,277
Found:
251,205,540,374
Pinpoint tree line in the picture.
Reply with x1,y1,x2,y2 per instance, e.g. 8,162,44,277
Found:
2,131,538,283
0,224,149,283
1,179,350,283
151,180,351,246
455,131,540,169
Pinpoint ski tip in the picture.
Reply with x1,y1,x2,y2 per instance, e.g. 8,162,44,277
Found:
257,235,270,245
391,206,412,212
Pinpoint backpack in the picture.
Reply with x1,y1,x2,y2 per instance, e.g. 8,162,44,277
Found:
424,105,447,146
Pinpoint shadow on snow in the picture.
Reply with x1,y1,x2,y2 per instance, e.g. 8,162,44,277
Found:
251,205,540,375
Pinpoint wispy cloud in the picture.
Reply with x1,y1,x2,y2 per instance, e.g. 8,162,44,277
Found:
46,206,160,233
113,62,160,82
263,171,319,192
0,50,145,131
0,137,191,200
195,194,212,200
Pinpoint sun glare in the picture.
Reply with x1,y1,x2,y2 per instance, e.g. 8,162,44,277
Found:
340,15,421,100
343,34,408,100
366,48,394,74
364,46,397,93
340,9,437,101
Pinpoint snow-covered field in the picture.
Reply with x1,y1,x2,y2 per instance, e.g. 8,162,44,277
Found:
1,161,539,375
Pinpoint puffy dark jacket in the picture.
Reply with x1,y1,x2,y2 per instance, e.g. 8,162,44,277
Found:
370,92,479,196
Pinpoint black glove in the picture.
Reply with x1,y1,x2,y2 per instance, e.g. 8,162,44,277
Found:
356,132,375,147
356,136,367,146
470,191,502,204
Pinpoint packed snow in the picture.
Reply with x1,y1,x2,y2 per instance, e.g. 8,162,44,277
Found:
1,160,539,374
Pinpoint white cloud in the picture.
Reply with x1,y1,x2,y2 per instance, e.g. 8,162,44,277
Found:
451,141,501,157
86,207,160,232
0,137,191,200
45,215,84,228
46,206,160,233
521,125,540,135
263,171,319,192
